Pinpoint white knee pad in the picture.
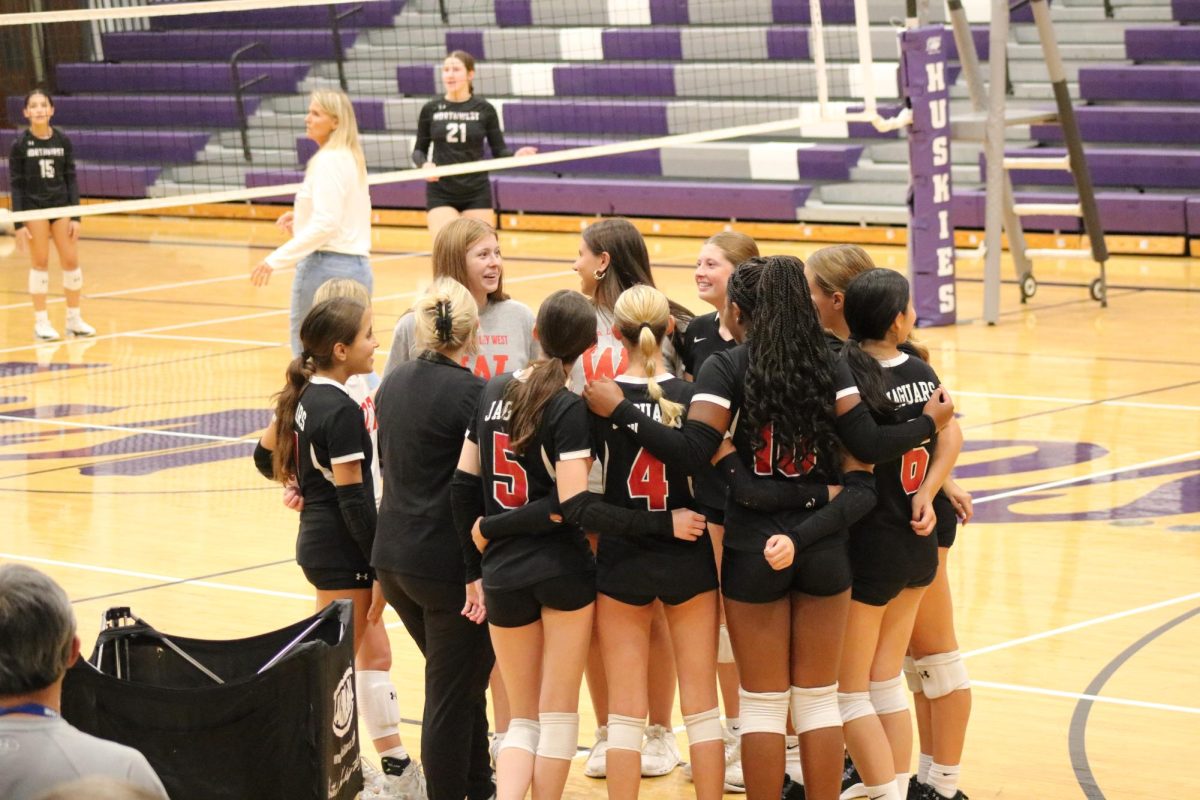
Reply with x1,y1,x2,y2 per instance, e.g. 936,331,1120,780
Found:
683,707,724,745
29,269,49,295
606,713,646,752
838,690,875,724
535,712,579,760
61,268,83,291
501,718,540,755
738,689,790,736
718,623,735,663
903,656,923,694
915,650,970,700
790,683,841,734
355,669,400,741
869,675,908,716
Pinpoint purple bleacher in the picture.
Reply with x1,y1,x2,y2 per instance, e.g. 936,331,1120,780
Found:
772,0,856,25
6,95,261,128
942,26,990,61
502,100,670,136
650,0,689,24
952,188,1187,234
846,103,905,139
492,176,811,220
505,136,663,175
397,65,436,95
0,129,208,164
799,144,865,181
1030,107,1200,145
994,148,1200,190
149,0,401,29
1187,197,1200,236
494,0,532,26
1125,28,1200,62
602,30,684,61
446,31,485,58
1173,0,1200,21
1079,65,1200,101
102,30,359,62
554,65,676,97
766,28,811,60
57,62,311,94
246,168,426,208
0,163,161,199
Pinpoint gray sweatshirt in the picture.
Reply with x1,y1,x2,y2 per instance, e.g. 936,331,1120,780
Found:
384,298,539,380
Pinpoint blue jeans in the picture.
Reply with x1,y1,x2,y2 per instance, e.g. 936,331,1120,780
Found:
289,251,373,356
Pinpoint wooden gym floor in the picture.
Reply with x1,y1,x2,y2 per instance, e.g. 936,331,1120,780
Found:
1,215,1197,800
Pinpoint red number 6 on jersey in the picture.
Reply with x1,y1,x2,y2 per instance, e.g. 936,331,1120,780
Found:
627,447,669,511
492,432,529,508
900,447,930,495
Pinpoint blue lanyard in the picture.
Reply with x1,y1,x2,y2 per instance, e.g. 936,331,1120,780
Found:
0,704,58,718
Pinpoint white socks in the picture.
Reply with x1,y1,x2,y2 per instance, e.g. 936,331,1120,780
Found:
918,753,932,783
928,762,961,798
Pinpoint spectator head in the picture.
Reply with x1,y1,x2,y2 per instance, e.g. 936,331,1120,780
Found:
0,564,79,698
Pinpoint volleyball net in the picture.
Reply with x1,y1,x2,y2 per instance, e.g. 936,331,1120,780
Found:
0,0,907,227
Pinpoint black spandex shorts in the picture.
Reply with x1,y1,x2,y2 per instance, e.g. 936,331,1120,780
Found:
599,585,716,607
848,526,938,607
720,535,851,604
484,572,596,628
300,565,374,591
427,182,493,213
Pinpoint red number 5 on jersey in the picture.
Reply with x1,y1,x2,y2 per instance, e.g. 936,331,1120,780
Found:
492,432,529,508
901,447,930,495
627,447,669,511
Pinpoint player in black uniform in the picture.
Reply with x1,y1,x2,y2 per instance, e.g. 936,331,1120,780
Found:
413,50,537,236
372,278,493,800
585,256,886,800
831,269,963,800
8,90,94,342
590,285,724,800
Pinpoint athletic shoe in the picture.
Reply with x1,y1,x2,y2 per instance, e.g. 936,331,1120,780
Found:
363,758,427,800
839,754,865,800
489,731,504,767
782,774,808,800
785,734,803,782
640,724,680,777
919,785,969,800
65,315,96,337
34,319,60,341
681,729,745,793
583,726,609,778
907,775,924,800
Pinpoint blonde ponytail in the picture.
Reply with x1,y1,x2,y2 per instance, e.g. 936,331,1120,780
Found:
614,285,684,429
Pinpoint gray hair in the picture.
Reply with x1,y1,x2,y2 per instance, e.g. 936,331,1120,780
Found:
0,564,77,695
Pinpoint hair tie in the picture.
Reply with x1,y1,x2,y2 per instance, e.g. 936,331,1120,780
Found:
300,350,312,361
433,299,454,342
638,322,652,331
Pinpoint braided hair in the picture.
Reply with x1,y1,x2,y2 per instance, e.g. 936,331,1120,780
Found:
728,255,841,479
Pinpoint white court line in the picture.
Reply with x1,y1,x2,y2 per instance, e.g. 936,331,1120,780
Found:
963,591,1200,659
972,680,1200,715
0,268,572,357
0,413,248,443
972,449,1200,506
0,553,312,602
126,333,283,348
957,389,1200,413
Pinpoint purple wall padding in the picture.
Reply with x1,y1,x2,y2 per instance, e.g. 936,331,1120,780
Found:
102,30,358,61
765,28,811,60
1029,107,1200,145
149,0,401,28
554,65,676,97
5,95,261,127
602,29,684,61
494,0,532,26
1186,197,1200,235
1124,28,1200,61
952,188,1186,234
56,62,310,93
492,176,810,221
445,31,485,59
994,148,1200,189
396,66,437,95
1079,65,1200,101
649,0,689,24
902,26,956,326
501,101,670,135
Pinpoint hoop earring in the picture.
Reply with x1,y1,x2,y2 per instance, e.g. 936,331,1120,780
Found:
593,269,607,281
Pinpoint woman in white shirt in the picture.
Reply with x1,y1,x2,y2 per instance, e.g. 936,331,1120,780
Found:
251,89,373,356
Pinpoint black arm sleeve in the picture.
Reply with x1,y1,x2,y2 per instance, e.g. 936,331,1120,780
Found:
560,492,674,538
716,453,829,513
253,440,274,480
63,136,80,220
449,469,484,582
609,400,723,476
837,404,935,464
479,494,564,540
786,471,877,549
9,142,24,229
335,482,377,563
484,103,513,158
411,103,432,167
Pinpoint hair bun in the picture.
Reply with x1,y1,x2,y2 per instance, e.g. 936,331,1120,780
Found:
433,298,454,342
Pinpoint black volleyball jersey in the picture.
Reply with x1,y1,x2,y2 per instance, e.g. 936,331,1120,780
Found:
294,377,377,569
678,311,737,378
468,372,595,590
374,352,485,580
7,128,80,223
834,351,941,531
412,96,513,196
693,344,836,551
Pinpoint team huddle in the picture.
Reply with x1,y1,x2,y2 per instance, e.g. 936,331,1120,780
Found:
255,217,973,800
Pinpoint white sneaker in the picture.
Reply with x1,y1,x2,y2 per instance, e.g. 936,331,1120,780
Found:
584,726,609,778
34,318,60,341
785,734,804,782
680,730,745,792
362,759,427,800
489,731,504,767
640,724,680,777
65,315,96,337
